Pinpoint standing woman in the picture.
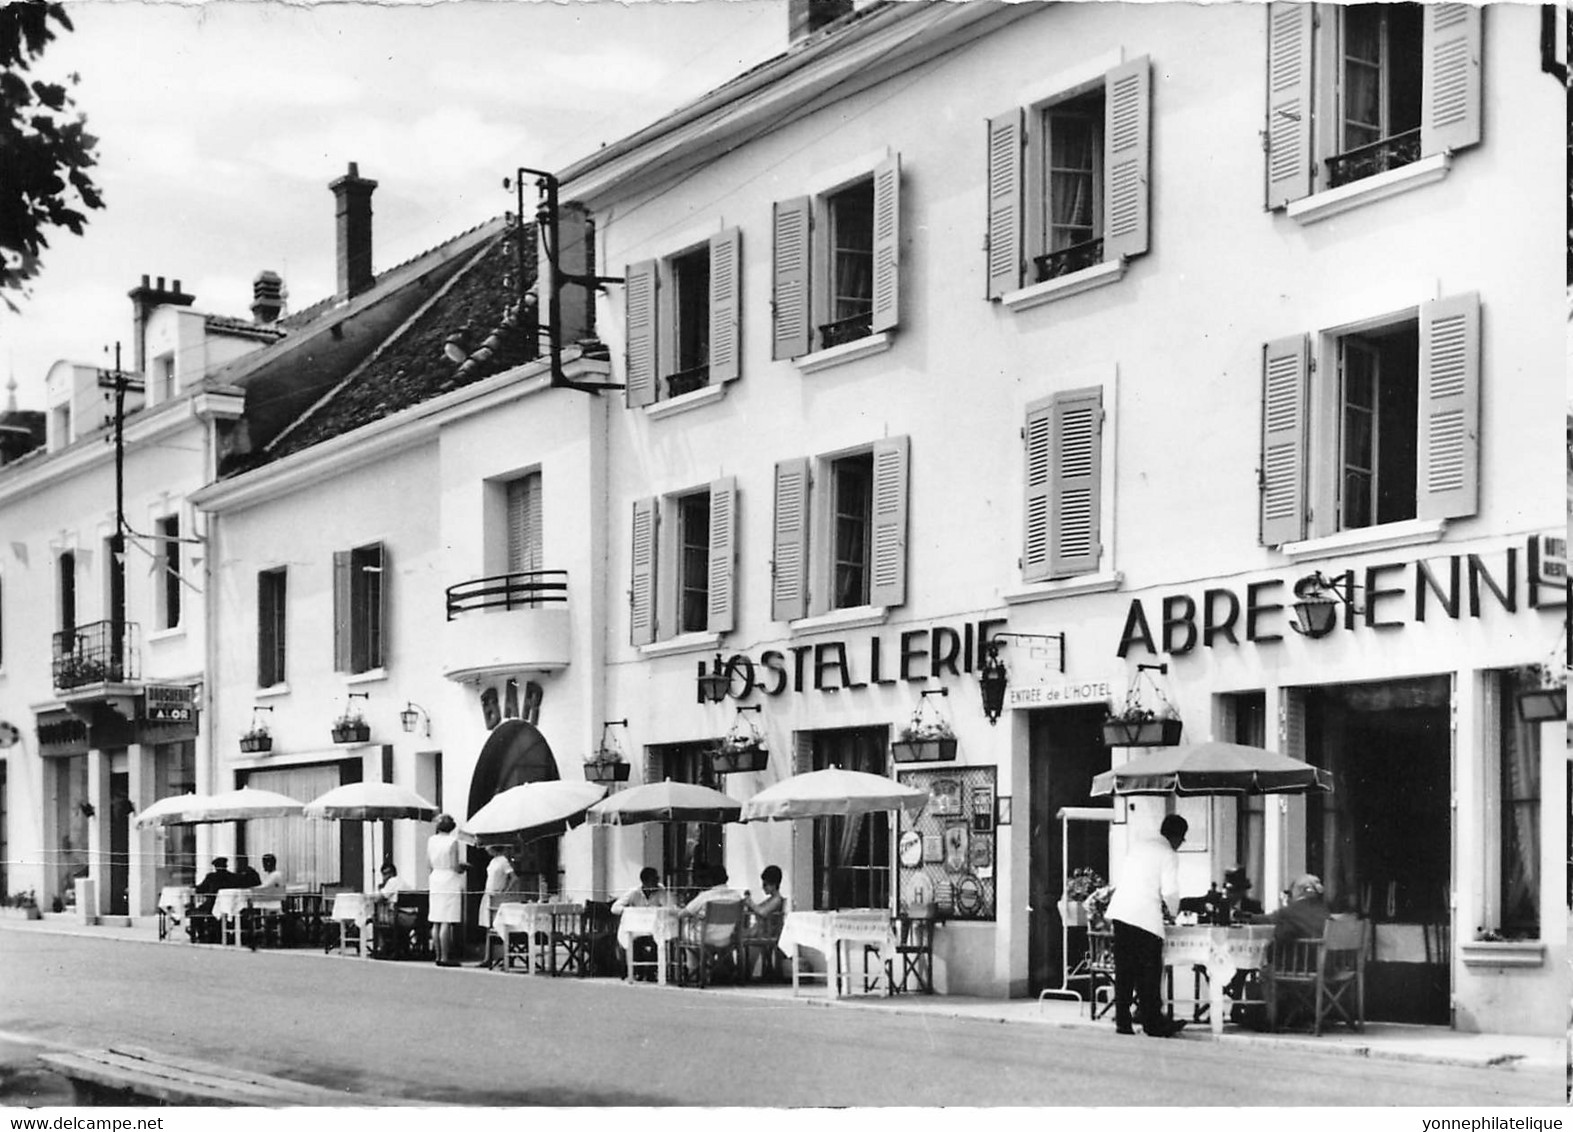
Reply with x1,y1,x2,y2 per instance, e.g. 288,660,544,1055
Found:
427,813,464,967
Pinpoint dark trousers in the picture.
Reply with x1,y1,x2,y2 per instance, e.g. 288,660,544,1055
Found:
1112,920,1167,1032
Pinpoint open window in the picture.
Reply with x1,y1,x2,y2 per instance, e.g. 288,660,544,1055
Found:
629,478,736,646
625,229,741,408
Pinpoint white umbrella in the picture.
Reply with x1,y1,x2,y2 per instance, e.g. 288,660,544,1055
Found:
134,787,304,827
586,780,741,826
132,792,210,830
1089,741,1334,797
461,780,606,844
740,767,927,822
304,782,439,821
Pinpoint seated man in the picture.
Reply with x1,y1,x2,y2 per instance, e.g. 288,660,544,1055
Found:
372,863,418,958
1221,866,1264,924
190,857,236,942
231,856,262,889
255,854,286,895
680,867,744,981
1255,874,1330,945
613,867,674,980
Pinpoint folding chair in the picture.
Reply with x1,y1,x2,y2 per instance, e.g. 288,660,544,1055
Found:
675,900,743,987
1264,916,1367,1035
884,913,938,994
1086,929,1117,1019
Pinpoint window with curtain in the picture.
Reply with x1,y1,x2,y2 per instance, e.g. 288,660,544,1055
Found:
1230,692,1268,891
1499,670,1541,938
243,763,346,891
810,727,890,911
657,743,723,903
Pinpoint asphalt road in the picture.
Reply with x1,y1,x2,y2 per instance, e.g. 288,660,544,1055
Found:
0,931,1558,1107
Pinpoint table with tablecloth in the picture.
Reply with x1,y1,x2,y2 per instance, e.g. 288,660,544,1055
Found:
330,892,373,957
777,909,894,996
616,905,681,985
208,888,285,947
156,885,194,940
492,901,583,974
1163,923,1275,1034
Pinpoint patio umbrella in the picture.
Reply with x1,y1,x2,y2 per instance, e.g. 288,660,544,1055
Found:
1089,741,1334,797
303,782,438,822
586,780,741,826
132,792,209,830
461,780,606,845
134,787,305,827
740,767,928,822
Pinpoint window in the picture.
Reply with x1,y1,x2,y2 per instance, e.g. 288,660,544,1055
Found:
155,352,176,404
1265,4,1480,209
0,573,5,669
654,743,723,900
257,568,287,688
629,479,736,646
1022,388,1104,581
1259,292,1478,546
58,550,75,635
624,229,741,407
987,59,1150,298
772,436,908,621
333,543,386,674
156,515,182,630
1498,670,1541,938
771,155,900,359
506,472,543,577
807,728,890,910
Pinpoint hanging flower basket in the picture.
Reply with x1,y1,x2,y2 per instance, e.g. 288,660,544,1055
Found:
891,737,958,763
710,742,769,775
1101,715,1183,747
583,757,631,784
1056,897,1089,928
331,720,371,745
239,730,273,754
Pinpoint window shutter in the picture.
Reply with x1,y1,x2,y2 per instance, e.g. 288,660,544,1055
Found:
1420,4,1482,158
332,550,351,672
624,260,658,408
1259,335,1309,546
1102,56,1151,261
1021,397,1054,583
1264,2,1314,209
772,198,812,360
1416,292,1480,521
629,498,658,646
373,543,389,670
707,476,737,635
257,573,275,687
870,155,900,334
507,473,542,574
985,110,1023,299
1048,388,1103,578
709,228,742,384
772,457,810,622
868,435,910,608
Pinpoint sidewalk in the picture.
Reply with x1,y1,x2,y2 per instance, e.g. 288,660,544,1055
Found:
6,913,1566,1078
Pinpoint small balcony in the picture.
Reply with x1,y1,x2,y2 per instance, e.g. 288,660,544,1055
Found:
1326,129,1422,189
1034,238,1104,283
442,570,571,682
53,620,141,691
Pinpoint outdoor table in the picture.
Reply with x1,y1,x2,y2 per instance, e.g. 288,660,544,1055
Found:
157,885,194,941
616,905,681,985
777,909,893,996
211,888,285,948
1163,923,1275,1035
330,892,373,958
492,901,582,974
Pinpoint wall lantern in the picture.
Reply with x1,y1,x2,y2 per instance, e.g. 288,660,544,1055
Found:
400,701,431,736
978,631,1067,726
1516,685,1566,723
696,653,729,704
1289,571,1363,638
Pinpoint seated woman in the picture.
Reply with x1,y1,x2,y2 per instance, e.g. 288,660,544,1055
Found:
742,865,787,980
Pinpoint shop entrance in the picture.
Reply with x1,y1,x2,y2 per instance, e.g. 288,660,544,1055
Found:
108,769,129,916
467,720,561,928
1304,675,1451,1025
1027,705,1112,995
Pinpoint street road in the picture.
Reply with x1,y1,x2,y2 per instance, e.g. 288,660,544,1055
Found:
0,931,1558,1107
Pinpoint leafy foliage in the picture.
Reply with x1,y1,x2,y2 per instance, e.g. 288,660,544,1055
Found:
0,1,103,305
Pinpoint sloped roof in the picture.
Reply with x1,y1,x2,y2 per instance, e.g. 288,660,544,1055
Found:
265,222,535,461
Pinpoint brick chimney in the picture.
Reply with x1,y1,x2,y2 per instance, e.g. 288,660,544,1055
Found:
251,270,287,324
788,0,853,44
127,274,195,375
329,162,378,300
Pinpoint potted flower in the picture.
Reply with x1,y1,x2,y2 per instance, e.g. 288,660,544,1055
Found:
1084,884,1114,932
709,708,768,775
1101,705,1183,747
240,725,273,754
891,695,958,763
583,722,632,785
2,891,41,921
331,693,370,744
1056,867,1105,929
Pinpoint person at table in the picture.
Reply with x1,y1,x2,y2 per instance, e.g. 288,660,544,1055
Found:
255,853,285,895
611,866,674,913
1105,814,1189,1039
426,814,464,968
681,866,745,979
1220,866,1264,924
1254,873,1331,945
742,865,787,980
191,857,237,942
477,846,517,968
377,861,407,901
231,855,262,889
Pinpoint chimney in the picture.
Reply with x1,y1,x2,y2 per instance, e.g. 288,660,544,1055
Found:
329,161,378,299
127,274,195,375
788,0,853,45
251,270,287,324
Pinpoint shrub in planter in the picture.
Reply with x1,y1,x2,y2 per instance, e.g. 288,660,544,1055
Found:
1100,711,1183,747
239,729,273,753
331,718,371,744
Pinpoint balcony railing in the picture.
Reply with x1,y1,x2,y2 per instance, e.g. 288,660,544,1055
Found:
446,570,569,620
1326,128,1422,189
666,366,710,399
52,619,141,690
818,313,873,350
1033,238,1104,283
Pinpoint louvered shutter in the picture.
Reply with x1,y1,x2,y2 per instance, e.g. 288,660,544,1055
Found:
1416,292,1480,521
709,228,742,384
1420,4,1482,157
332,550,351,672
1259,335,1310,546
506,473,543,574
868,436,910,608
707,477,737,634
870,155,900,334
986,110,1023,299
624,260,658,408
1048,388,1103,577
1102,57,1151,261
629,498,658,646
373,543,389,670
1264,2,1314,208
1022,397,1055,583
772,198,812,360
772,458,810,622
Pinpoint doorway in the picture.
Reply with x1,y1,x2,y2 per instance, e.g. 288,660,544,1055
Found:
1028,705,1112,995
108,769,129,915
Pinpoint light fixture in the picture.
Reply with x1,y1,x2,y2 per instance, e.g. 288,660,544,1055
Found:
1516,686,1566,723
1289,571,1364,638
696,653,729,704
400,701,431,736
977,631,1066,726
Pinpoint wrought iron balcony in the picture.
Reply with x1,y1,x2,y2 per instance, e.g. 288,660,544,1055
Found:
818,313,873,350
442,570,571,681
1326,129,1422,189
446,570,568,618
52,620,141,690
666,365,710,399
1034,238,1104,283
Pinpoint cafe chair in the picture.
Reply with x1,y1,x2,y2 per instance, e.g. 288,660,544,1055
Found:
554,902,615,977
740,907,787,983
675,900,744,988
1086,929,1117,1020
1264,916,1367,1035
883,912,939,994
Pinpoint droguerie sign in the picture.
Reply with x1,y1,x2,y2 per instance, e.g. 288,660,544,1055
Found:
1116,540,1565,659
704,618,1008,698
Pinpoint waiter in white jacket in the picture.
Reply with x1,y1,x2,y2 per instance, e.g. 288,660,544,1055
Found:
1105,813,1188,1038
